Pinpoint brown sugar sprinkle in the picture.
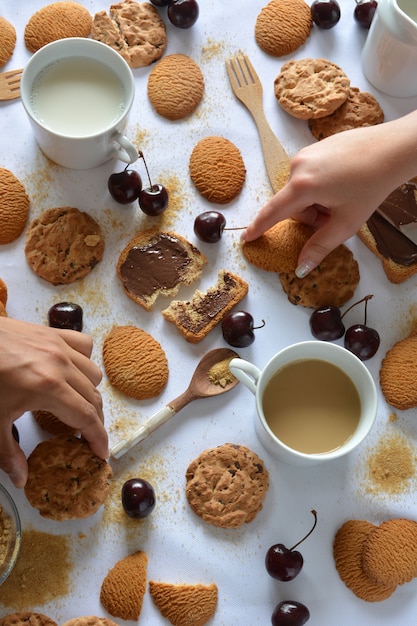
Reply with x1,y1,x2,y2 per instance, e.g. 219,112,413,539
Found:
0,504,12,568
364,430,416,496
208,357,236,388
0,529,72,610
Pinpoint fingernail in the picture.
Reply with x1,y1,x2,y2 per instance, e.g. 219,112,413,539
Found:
295,260,316,279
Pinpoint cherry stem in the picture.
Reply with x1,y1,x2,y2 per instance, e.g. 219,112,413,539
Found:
289,509,318,551
224,226,246,232
139,150,153,188
340,294,373,324
254,319,266,331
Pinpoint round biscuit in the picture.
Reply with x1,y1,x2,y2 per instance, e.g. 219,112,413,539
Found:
0,168,30,245
309,87,384,140
380,330,417,410
24,435,113,521
0,17,16,67
25,207,104,285
333,520,396,602
242,220,313,273
103,325,169,400
92,1,167,68
279,243,360,308
189,136,246,204
0,614,58,626
148,54,204,120
274,58,350,120
255,0,312,57
24,2,92,53
185,443,269,528
362,519,417,586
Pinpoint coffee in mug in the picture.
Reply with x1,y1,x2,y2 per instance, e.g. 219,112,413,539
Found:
229,341,377,466
262,359,361,455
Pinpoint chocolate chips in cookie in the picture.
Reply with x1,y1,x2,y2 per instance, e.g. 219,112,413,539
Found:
185,443,269,528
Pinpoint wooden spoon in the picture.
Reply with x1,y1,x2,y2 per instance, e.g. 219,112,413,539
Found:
110,348,240,459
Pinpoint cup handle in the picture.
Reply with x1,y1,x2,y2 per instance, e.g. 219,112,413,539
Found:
110,130,139,164
229,358,261,395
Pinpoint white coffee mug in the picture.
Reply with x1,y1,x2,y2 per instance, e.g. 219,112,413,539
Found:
229,341,377,466
361,0,417,97
21,38,138,169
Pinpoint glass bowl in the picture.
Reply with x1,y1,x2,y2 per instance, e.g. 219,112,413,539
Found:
0,483,21,585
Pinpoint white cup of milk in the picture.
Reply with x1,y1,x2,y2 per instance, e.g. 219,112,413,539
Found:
21,38,138,169
361,0,417,97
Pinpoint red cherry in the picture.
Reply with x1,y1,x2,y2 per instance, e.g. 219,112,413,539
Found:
265,510,317,581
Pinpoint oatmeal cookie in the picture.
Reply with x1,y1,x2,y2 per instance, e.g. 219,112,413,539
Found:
309,87,384,140
189,136,246,204
333,520,396,602
149,582,218,626
279,243,360,308
148,54,204,120
255,0,312,57
92,0,166,68
274,58,350,120
24,435,112,521
24,3,92,53
0,168,30,245
103,325,169,400
185,443,269,528
0,17,16,66
25,207,104,285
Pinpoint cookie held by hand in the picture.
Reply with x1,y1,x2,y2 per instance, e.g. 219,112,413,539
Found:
24,435,112,520
242,219,313,273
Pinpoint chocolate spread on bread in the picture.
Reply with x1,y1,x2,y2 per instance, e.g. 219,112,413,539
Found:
119,232,194,297
367,183,417,266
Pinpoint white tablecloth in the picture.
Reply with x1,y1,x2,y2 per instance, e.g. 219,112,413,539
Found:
1,1,417,624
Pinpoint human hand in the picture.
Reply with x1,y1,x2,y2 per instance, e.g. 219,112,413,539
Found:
243,118,417,277
0,317,108,488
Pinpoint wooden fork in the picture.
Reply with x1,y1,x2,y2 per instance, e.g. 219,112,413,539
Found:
0,68,23,101
226,54,290,193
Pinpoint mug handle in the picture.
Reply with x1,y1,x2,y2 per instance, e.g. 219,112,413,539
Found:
229,358,261,395
110,130,139,164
